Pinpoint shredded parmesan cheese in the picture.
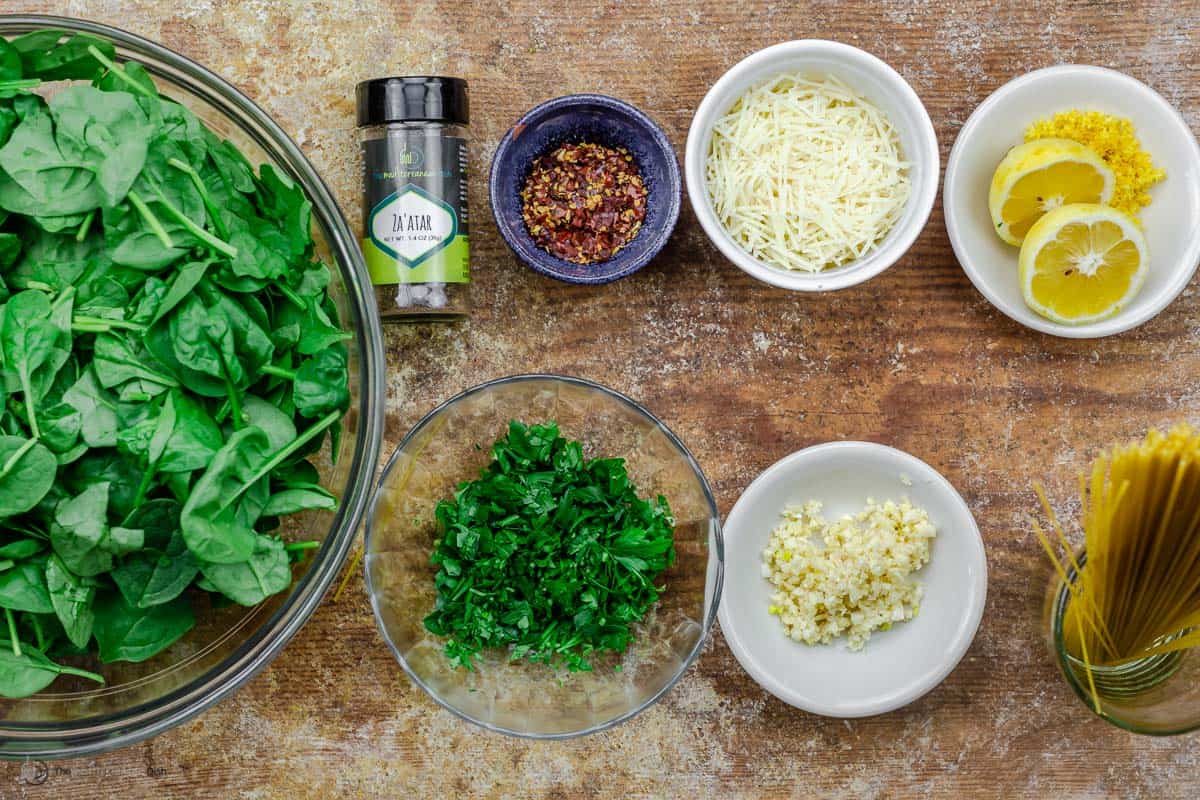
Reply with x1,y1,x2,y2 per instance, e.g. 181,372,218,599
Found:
705,73,911,273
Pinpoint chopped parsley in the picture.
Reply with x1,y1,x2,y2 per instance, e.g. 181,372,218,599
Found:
423,421,676,671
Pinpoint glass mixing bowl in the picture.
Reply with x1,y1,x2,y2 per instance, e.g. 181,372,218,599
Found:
365,375,723,738
0,16,384,758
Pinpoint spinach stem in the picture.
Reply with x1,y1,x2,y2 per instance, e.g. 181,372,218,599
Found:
53,664,105,684
248,558,268,597
4,610,20,657
0,78,40,92
227,409,341,506
24,280,54,293
86,45,155,98
226,388,243,430
131,460,158,510
127,190,174,249
284,541,320,552
150,186,238,259
17,372,38,438
30,615,44,652
49,285,76,315
219,354,243,431
260,364,296,381
0,438,36,478
75,209,95,242
91,348,177,388
72,315,147,333
166,157,230,239
274,282,306,310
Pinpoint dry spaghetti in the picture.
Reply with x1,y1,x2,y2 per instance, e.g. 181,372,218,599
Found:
1035,424,1200,710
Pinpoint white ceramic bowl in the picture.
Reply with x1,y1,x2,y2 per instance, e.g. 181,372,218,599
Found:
945,65,1200,338
718,442,987,717
685,40,939,292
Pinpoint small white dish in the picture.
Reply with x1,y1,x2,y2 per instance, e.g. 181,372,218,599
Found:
684,40,939,292
944,65,1200,338
718,441,987,718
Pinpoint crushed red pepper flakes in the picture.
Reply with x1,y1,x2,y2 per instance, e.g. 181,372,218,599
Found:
520,141,648,264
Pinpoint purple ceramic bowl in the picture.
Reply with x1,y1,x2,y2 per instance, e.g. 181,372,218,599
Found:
488,94,682,284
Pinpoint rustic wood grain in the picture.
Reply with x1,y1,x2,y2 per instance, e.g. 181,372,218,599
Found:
4,0,1200,797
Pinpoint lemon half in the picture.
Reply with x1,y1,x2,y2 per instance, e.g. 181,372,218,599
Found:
989,139,1116,246
1018,203,1147,325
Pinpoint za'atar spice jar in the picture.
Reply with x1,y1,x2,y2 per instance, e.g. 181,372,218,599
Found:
356,76,470,321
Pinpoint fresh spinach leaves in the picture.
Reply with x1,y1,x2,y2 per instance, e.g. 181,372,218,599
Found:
0,33,349,697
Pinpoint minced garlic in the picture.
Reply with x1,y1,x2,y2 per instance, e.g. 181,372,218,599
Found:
761,499,935,650
1024,111,1164,220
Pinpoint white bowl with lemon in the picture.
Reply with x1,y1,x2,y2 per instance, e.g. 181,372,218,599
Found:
944,65,1200,338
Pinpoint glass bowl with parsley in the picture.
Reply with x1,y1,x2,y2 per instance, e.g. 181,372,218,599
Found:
0,18,384,757
365,375,722,738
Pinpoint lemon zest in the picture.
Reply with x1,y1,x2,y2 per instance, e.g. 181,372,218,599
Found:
1025,111,1164,221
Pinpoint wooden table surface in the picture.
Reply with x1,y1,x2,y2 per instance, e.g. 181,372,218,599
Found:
4,1,1200,797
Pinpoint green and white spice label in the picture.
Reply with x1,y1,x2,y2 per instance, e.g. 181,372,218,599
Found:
361,133,469,285
368,185,457,265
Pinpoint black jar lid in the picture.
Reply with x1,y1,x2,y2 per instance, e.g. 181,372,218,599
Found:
356,77,469,127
